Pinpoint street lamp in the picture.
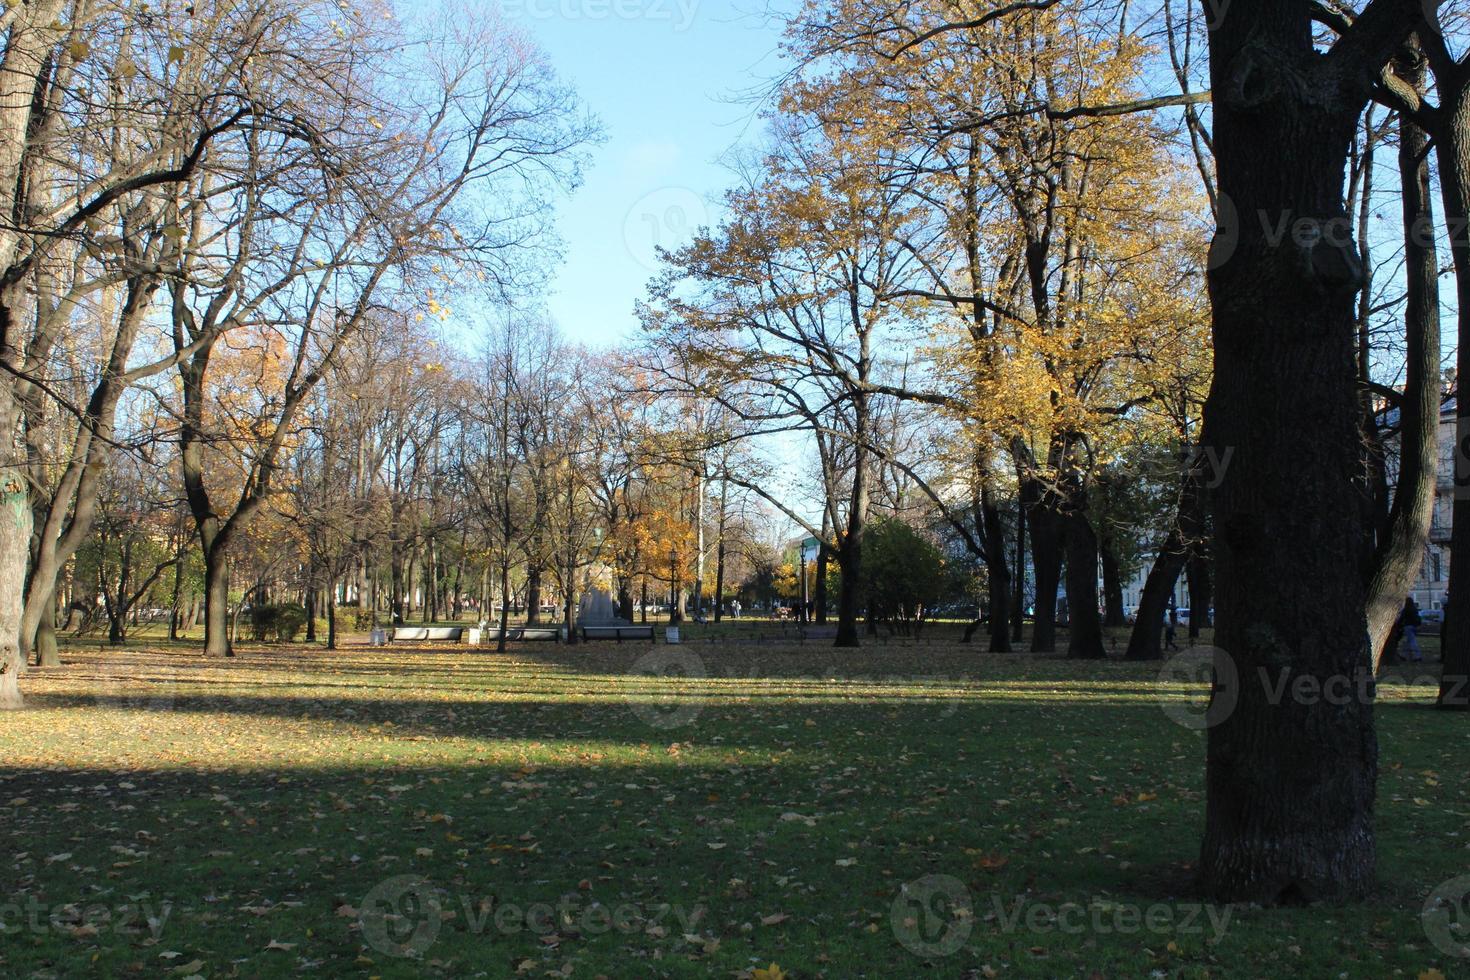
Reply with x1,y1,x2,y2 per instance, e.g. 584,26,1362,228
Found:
799,544,808,623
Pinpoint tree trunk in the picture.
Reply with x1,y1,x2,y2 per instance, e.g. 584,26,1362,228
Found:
168,528,185,642
1,451,31,708
1011,503,1026,643
713,539,726,623
327,581,337,651
1064,510,1105,659
981,490,1013,651
201,549,233,658
1435,56,1470,707
526,567,542,625
305,579,318,643
834,534,863,648
1125,534,1188,662
497,561,511,653
1186,553,1213,639
34,607,57,667
1027,493,1062,653
1199,7,1391,899
1365,56,1439,670
617,575,635,623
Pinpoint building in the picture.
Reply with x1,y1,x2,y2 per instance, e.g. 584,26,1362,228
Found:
1118,401,1458,619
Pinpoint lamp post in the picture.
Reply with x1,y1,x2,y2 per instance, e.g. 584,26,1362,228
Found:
799,544,809,624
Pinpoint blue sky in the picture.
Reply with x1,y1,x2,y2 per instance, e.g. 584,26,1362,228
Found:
500,0,789,347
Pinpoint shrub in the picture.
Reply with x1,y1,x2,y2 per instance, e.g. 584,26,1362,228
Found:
249,604,310,643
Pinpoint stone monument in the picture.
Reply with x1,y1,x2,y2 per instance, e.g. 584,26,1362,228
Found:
576,588,628,627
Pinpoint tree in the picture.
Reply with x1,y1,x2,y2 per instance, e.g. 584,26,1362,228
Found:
1195,0,1429,901
0,0,275,708
859,518,947,632
167,5,590,656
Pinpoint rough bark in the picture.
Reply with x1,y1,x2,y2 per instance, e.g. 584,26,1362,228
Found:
1433,46,1470,706
1196,0,1417,901
0,459,30,708
201,547,231,658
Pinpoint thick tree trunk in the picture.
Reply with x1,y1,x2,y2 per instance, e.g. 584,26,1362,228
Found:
201,549,232,658
1436,59,1470,707
618,574,635,623
1186,554,1213,639
1,448,31,709
834,537,863,648
1027,494,1062,653
526,567,542,625
34,607,57,667
1126,534,1187,662
1199,8,1392,899
1064,510,1105,659
1364,60,1438,669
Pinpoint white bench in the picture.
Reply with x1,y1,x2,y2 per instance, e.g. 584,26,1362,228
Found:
391,626,464,643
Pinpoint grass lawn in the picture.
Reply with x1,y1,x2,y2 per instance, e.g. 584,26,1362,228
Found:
0,633,1461,978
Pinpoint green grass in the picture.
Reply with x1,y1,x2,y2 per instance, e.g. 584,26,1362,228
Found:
0,638,1462,978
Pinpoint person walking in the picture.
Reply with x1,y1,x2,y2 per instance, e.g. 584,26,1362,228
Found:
731,599,741,620
1399,596,1424,663
1164,610,1180,652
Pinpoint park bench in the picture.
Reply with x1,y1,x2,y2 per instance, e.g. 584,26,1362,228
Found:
477,626,561,643
579,625,656,643
391,626,464,643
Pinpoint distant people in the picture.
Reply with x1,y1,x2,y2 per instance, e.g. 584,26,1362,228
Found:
1163,612,1180,652
731,599,742,620
1399,597,1424,663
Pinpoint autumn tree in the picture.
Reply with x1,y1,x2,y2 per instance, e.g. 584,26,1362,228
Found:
166,4,590,656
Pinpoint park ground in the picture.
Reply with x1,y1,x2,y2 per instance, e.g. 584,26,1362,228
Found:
0,627,1463,979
